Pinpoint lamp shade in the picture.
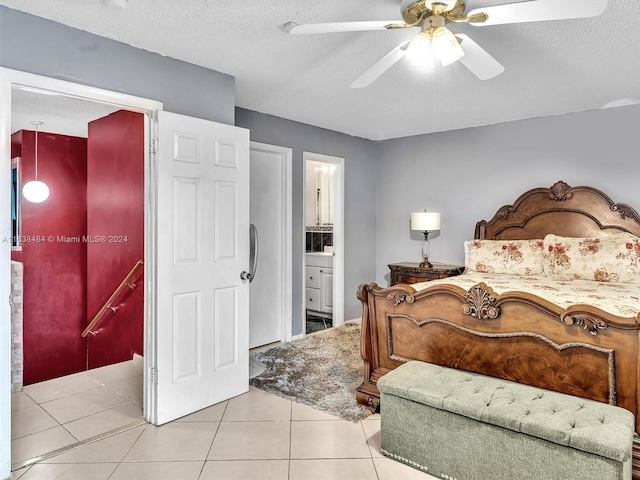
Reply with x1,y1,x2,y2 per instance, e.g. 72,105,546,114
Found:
411,211,441,231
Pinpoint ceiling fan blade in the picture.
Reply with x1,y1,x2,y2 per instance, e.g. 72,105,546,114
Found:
456,34,505,80
350,42,409,88
287,21,402,35
468,0,607,26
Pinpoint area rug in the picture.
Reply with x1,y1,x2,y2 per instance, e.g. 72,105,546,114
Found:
250,320,372,422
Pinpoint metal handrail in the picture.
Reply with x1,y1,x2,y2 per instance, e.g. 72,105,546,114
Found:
81,260,144,338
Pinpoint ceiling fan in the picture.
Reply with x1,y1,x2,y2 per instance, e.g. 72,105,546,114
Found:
286,0,608,88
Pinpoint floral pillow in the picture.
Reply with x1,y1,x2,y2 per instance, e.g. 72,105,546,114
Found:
464,239,545,276
543,233,640,283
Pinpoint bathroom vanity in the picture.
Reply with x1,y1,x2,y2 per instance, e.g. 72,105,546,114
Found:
305,252,333,318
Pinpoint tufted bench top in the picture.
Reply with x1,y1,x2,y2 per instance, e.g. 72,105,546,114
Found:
377,361,635,463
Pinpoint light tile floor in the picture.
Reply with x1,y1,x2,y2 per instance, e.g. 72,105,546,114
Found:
11,358,145,470
11,385,439,480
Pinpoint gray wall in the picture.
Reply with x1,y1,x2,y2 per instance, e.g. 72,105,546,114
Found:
0,6,235,124
375,104,640,285
235,108,378,335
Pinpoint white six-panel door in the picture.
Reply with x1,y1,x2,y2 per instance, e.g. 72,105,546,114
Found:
153,111,250,425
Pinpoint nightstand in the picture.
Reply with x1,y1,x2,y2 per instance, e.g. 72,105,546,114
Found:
388,262,465,286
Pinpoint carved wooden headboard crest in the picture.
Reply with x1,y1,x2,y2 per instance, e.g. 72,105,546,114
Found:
475,180,640,240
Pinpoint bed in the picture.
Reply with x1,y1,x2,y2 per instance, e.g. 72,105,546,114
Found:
356,181,640,477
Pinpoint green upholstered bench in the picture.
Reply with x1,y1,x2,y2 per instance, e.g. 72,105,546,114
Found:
377,361,634,480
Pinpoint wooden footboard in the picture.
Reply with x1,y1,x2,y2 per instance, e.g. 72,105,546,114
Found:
356,282,640,428
357,281,640,477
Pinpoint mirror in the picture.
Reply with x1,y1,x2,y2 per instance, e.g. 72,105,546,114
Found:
305,160,334,253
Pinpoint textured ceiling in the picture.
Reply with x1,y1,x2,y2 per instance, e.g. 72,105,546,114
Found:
2,0,639,140
11,88,119,137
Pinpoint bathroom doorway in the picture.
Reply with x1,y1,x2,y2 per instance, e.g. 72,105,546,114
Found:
302,152,344,336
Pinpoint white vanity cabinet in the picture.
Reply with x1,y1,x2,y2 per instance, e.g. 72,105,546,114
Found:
305,253,333,316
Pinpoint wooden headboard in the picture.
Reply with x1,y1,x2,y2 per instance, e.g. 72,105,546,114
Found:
475,180,640,240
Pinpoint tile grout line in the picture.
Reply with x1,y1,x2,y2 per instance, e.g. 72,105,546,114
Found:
23,374,104,405
11,420,147,472
41,396,135,429
106,423,147,480
198,400,228,479
58,401,143,444
360,419,382,480
10,402,60,441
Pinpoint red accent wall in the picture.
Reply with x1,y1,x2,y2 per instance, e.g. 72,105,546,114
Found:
11,130,88,385
11,130,22,159
86,110,145,369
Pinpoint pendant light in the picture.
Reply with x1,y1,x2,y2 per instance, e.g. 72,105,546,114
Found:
23,121,50,203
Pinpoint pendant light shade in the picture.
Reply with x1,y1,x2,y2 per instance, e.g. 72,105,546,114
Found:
23,180,50,204
23,121,50,204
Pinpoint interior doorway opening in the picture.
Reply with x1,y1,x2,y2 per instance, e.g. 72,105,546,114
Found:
1,68,162,473
11,100,146,384
302,151,345,338
10,91,146,471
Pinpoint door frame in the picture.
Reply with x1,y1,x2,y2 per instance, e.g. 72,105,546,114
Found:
302,151,345,334
249,141,293,344
0,68,162,476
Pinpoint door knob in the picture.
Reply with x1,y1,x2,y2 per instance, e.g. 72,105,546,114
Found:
240,271,252,281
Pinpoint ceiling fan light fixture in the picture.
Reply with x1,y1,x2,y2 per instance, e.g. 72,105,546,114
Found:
405,25,464,69
405,29,435,68
432,26,465,66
